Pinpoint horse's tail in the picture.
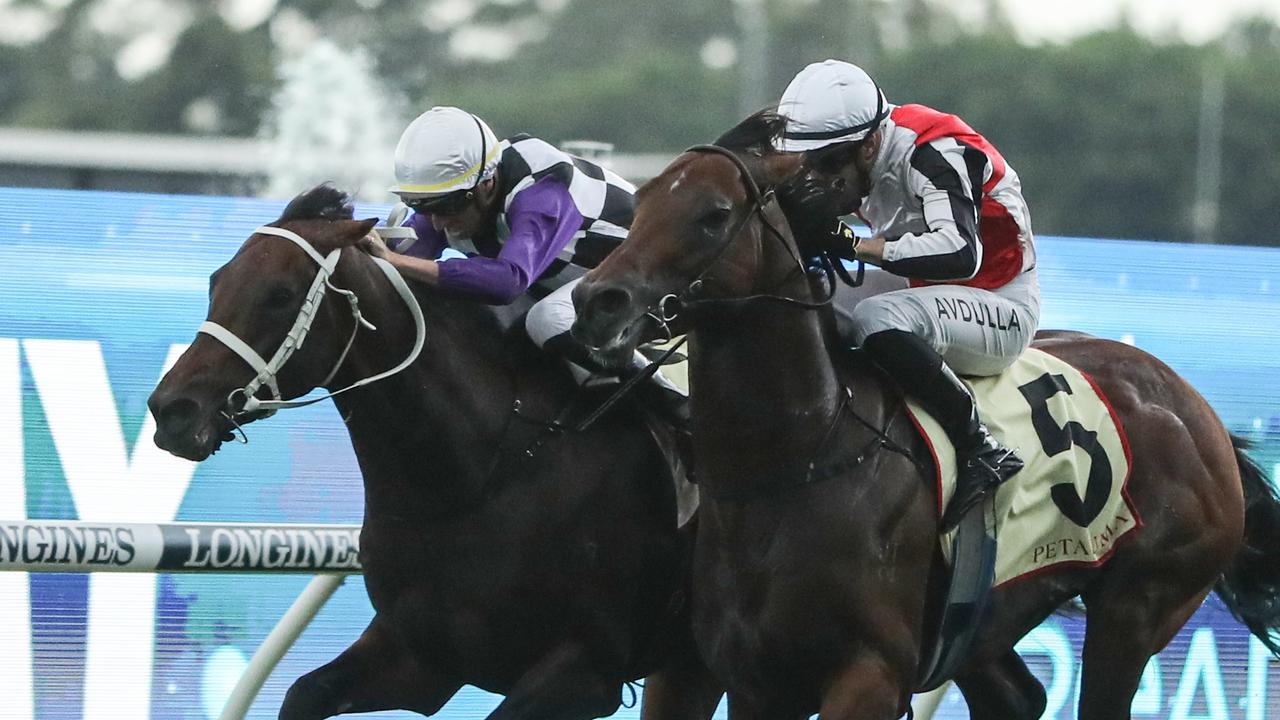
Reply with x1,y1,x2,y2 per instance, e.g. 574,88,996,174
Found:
1214,435,1280,657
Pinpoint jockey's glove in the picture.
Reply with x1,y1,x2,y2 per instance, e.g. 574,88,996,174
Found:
831,220,864,261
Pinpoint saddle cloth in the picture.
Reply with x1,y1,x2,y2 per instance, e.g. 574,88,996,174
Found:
904,348,1141,587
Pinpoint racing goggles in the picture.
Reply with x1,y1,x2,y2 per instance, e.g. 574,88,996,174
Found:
406,189,475,216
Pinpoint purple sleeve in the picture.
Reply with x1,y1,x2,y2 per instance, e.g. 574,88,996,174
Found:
436,177,583,304
398,213,447,259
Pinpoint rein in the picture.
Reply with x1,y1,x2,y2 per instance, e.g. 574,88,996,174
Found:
199,225,426,425
652,145,840,327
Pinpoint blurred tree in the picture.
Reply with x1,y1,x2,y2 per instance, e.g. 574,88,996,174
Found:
0,0,444,134
435,0,740,149
1217,17,1280,246
133,17,275,136
0,0,1275,244
871,29,1204,242
767,0,888,93
869,20,1279,244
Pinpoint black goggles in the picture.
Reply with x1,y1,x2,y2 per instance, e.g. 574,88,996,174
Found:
807,142,859,174
406,189,475,216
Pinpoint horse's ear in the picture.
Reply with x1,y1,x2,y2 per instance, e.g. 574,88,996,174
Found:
754,153,805,191
331,218,380,247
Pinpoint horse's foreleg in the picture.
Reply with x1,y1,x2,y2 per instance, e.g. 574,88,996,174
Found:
279,617,460,720
816,655,910,720
953,650,1046,720
640,641,723,720
482,640,621,720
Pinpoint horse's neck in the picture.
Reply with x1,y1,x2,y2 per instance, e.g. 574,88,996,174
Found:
690,294,845,491
331,279,516,518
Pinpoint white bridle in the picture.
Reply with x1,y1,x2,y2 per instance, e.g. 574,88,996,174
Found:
198,224,425,419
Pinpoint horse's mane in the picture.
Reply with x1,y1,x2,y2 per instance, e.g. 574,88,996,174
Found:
278,183,355,223
713,109,789,153
272,184,533,355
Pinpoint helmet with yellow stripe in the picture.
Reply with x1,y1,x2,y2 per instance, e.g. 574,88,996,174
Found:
391,107,501,211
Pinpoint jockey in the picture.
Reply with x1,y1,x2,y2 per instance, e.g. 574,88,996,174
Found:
776,60,1041,533
358,106,686,417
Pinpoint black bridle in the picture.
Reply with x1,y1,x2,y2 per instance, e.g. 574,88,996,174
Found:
649,144,840,332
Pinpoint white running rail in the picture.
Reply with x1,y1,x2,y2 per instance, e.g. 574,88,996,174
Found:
0,519,361,720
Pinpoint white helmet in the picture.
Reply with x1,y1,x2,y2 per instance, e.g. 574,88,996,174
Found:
776,60,889,153
390,106,501,199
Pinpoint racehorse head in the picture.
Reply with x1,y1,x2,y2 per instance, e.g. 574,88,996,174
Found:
149,184,383,461
571,111,807,356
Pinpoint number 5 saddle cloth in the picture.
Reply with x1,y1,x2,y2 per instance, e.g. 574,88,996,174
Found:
905,347,1141,587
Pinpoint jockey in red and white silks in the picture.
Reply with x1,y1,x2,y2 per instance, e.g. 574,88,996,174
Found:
848,100,1039,375
776,59,1041,532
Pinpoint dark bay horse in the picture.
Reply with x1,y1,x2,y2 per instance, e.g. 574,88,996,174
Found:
148,185,721,720
571,118,1280,719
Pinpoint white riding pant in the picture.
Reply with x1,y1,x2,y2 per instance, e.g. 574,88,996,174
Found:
847,270,1041,377
525,277,684,393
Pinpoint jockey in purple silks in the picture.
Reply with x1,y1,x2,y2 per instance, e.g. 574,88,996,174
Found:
359,106,686,419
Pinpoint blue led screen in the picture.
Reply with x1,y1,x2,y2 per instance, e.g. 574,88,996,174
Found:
0,187,1278,719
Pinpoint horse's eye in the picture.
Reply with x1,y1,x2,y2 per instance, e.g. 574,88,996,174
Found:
265,285,295,308
699,207,732,232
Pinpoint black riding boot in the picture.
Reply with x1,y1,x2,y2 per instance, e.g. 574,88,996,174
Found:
861,329,1023,534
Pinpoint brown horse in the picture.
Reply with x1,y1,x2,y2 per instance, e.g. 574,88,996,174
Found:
571,115,1280,719
147,185,722,720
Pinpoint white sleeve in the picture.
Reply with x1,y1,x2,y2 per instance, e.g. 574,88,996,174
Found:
880,138,988,281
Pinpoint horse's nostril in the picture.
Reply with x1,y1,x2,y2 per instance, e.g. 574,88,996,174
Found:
592,287,632,318
157,397,201,432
